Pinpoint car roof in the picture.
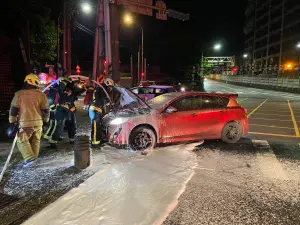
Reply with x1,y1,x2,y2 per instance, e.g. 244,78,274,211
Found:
134,85,174,89
163,92,238,99
148,85,174,89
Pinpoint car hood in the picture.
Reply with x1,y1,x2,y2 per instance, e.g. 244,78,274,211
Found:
103,107,153,124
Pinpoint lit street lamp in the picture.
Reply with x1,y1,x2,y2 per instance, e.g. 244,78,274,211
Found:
200,43,222,76
123,13,144,79
57,2,93,75
214,44,221,50
81,2,92,13
243,54,248,58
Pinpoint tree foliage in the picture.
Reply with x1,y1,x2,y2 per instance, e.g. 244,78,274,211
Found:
30,14,57,67
1,0,57,68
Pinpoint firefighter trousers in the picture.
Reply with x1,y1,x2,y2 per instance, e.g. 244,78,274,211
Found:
17,126,42,161
50,108,76,144
89,109,103,145
43,111,57,140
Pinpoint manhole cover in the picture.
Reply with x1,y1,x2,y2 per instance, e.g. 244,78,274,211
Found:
0,193,19,209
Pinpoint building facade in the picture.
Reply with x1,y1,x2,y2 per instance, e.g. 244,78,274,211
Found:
244,0,300,74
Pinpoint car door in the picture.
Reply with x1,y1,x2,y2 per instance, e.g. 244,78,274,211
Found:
191,95,223,139
159,96,197,143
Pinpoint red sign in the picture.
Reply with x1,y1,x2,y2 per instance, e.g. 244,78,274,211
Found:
120,0,153,16
155,0,167,20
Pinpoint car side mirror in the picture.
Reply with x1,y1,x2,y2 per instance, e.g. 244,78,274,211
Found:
166,106,178,113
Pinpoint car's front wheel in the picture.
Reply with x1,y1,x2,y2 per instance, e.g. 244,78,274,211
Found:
129,126,156,151
221,121,242,144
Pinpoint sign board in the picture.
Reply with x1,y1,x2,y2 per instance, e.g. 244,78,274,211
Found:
120,0,153,16
155,0,167,20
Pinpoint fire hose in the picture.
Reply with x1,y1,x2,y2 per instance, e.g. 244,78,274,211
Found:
0,80,60,183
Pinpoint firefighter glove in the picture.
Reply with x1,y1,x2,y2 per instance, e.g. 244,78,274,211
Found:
7,122,18,137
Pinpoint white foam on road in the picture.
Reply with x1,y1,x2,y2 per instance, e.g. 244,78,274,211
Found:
22,143,198,225
253,140,288,181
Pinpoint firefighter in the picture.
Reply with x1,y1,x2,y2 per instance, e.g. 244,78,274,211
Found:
88,77,109,148
8,73,50,166
48,79,85,148
43,76,70,140
83,74,105,110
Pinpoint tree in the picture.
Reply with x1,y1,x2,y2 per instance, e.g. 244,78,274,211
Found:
30,14,57,69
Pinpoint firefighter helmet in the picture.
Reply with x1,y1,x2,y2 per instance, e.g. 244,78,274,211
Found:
24,73,41,87
104,78,114,86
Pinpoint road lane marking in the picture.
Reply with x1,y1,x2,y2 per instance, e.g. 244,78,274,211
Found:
249,118,292,121
250,124,295,130
247,99,268,118
288,100,300,137
257,109,291,113
249,132,298,138
238,98,248,103
251,112,291,117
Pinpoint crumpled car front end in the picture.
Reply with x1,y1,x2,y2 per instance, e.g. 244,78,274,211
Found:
103,107,154,146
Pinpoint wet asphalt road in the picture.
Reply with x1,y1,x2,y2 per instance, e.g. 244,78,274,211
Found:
204,79,300,142
163,139,300,225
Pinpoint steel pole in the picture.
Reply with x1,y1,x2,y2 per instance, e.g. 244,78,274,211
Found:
57,13,62,67
200,51,204,76
141,25,144,74
92,1,100,83
104,0,111,64
144,58,147,81
138,48,140,84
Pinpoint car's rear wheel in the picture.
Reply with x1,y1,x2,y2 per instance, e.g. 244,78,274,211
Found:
129,126,156,151
221,121,242,144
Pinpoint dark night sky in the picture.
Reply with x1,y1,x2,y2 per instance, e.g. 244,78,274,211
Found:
44,0,248,78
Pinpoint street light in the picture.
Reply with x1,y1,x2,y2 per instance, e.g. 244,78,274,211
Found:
243,54,248,58
214,44,221,50
124,14,132,24
200,43,222,76
297,42,300,49
123,13,144,81
81,2,92,13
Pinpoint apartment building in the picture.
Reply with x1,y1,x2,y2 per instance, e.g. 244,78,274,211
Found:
244,0,300,72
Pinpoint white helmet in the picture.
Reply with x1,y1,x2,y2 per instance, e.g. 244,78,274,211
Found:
104,78,114,86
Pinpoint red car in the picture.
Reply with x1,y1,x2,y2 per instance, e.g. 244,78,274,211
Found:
104,90,248,151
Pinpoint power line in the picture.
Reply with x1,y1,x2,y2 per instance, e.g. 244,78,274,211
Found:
76,22,94,36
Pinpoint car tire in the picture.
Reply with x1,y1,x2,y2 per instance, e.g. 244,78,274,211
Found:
129,126,156,151
221,121,242,144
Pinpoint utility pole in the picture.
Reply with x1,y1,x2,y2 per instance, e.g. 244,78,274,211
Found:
104,0,112,65
110,1,120,83
63,1,72,75
93,0,105,81
131,55,134,87
144,58,147,81
138,47,140,84
130,54,133,77
141,26,144,75
98,0,105,76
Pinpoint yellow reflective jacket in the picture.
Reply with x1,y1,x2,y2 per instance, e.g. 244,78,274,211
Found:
9,89,50,127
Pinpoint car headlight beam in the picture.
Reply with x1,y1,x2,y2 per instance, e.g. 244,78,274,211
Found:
110,117,128,125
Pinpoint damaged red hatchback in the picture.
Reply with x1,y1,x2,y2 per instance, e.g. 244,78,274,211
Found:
104,91,248,151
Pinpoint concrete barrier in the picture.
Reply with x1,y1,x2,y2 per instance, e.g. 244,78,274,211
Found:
209,75,300,93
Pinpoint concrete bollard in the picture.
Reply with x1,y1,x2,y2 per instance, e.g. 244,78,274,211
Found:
74,136,90,169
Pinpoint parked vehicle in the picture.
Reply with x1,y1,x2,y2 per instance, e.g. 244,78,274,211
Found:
131,85,177,101
103,89,248,151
